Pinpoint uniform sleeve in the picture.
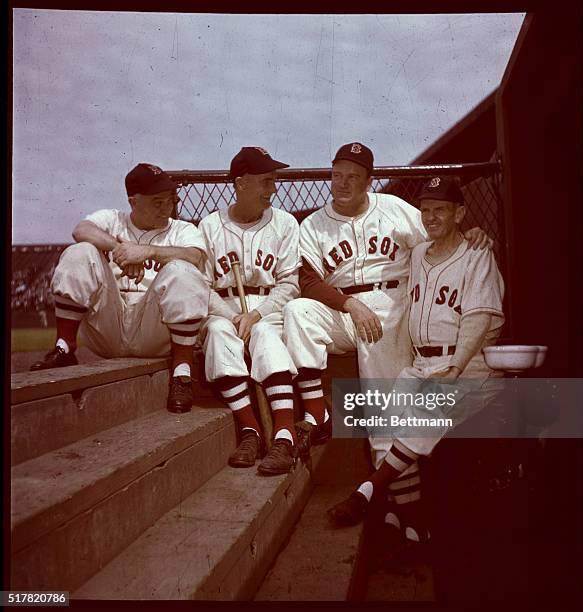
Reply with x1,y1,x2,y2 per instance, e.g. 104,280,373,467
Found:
460,249,505,329
254,271,300,318
274,216,301,280
299,259,349,311
84,209,120,234
299,217,326,278
253,216,301,318
198,219,217,285
173,221,206,251
450,312,492,373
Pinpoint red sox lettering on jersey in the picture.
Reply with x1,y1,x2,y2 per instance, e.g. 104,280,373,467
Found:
408,240,505,347
199,207,300,289
300,193,427,287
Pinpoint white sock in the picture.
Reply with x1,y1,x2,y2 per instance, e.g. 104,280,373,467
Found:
357,480,374,502
173,363,191,378
385,512,401,529
405,527,420,542
274,428,293,444
304,412,317,426
56,338,70,354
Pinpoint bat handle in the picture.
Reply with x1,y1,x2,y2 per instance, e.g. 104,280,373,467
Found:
231,261,249,314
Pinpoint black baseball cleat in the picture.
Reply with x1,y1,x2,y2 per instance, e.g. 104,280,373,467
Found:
30,346,78,371
228,430,262,468
167,376,193,413
327,491,369,527
295,418,332,459
257,438,297,476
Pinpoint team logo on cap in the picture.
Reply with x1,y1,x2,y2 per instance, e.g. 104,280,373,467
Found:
429,177,441,188
146,164,163,175
350,143,362,154
254,147,269,156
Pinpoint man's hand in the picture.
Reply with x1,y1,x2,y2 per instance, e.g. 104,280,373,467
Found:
233,310,262,343
120,263,145,285
112,240,152,267
428,366,461,382
464,227,493,250
344,297,383,344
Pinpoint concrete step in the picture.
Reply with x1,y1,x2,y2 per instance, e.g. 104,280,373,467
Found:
11,358,171,465
254,482,367,601
11,354,213,465
254,437,372,601
11,399,235,592
72,446,327,601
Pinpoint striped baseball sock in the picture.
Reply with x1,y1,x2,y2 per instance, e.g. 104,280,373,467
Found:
54,294,88,352
264,372,296,444
296,367,328,425
356,440,421,503
167,317,201,377
216,376,261,436
388,462,429,542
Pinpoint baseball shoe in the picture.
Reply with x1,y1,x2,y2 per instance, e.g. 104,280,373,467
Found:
295,418,332,458
257,439,297,476
30,346,78,371
327,491,369,527
167,376,193,413
228,430,262,468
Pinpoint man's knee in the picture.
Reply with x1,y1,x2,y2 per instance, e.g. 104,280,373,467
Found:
283,297,315,322
59,242,103,265
205,316,237,336
158,259,207,287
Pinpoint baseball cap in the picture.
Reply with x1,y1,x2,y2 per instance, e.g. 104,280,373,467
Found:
229,147,289,180
332,142,374,174
417,176,464,204
125,163,177,197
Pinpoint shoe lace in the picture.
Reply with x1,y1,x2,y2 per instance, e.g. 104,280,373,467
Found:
170,377,191,398
239,432,260,453
269,439,293,459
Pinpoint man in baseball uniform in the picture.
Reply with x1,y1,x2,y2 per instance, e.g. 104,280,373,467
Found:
328,175,505,528
284,143,490,456
198,147,301,475
30,163,210,414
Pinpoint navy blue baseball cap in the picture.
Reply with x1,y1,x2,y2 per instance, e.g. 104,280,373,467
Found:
230,147,289,180
417,176,464,205
332,142,374,174
125,163,176,197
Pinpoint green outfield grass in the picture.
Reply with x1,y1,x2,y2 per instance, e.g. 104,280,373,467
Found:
11,328,57,352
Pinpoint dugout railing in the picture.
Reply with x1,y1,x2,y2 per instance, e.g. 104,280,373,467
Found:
168,160,503,257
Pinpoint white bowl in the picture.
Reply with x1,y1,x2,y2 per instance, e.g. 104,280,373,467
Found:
534,346,548,368
483,345,539,371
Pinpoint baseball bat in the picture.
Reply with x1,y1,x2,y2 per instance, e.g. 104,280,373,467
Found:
231,260,274,449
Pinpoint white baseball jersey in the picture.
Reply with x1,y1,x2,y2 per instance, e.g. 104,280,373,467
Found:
407,239,505,347
300,193,427,288
85,209,205,294
199,207,300,316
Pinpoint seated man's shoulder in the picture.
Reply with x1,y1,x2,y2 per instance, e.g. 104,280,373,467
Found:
271,207,299,227
198,209,221,229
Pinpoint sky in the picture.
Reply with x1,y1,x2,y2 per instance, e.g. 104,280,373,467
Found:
12,10,525,244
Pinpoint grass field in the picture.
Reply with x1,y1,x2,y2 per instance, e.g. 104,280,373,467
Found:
11,328,57,352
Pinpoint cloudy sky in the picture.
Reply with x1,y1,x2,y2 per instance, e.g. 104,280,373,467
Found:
12,10,525,244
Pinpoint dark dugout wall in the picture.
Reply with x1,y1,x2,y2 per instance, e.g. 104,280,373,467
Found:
496,8,583,377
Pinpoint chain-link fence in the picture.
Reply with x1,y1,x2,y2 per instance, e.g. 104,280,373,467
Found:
169,160,505,265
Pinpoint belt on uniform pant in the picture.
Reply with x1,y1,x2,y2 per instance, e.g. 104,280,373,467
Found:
217,286,271,298
414,345,456,358
338,280,399,295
